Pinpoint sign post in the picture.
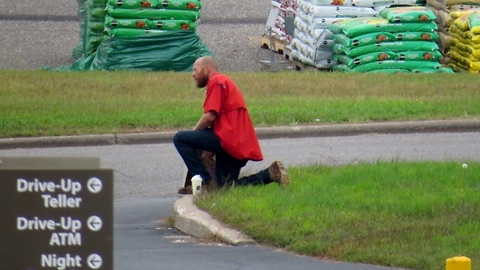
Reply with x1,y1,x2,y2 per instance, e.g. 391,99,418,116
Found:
261,7,280,65
0,157,113,270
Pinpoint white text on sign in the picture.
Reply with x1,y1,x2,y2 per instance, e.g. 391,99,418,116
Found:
41,253,82,270
17,216,82,232
42,194,82,208
17,178,82,195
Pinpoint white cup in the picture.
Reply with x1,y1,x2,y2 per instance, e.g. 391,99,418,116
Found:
191,175,203,196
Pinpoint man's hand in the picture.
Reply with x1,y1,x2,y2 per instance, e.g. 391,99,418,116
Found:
193,111,216,130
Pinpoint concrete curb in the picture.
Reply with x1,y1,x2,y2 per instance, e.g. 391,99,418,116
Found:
0,134,117,149
255,119,480,139
1,119,480,149
173,195,255,245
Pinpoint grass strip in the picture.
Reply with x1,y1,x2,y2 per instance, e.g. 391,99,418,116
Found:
1,70,480,138
196,161,480,270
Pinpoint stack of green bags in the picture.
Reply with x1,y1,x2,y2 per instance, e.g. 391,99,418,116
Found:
330,6,454,73
104,0,201,37
67,0,210,71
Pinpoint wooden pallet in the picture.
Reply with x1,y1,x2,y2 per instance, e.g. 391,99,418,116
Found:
260,34,287,55
292,59,332,72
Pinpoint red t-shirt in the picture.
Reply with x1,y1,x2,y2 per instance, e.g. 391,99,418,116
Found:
203,72,263,161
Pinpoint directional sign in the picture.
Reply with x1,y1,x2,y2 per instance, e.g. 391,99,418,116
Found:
0,169,113,270
265,6,280,28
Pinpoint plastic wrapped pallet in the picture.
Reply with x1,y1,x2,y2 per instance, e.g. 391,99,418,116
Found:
330,6,453,73
62,0,210,71
70,30,211,71
289,0,381,69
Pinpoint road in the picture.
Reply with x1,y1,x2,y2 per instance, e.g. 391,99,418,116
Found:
1,131,479,269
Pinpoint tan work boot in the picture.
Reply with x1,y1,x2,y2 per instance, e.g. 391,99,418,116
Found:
268,160,290,186
203,179,218,192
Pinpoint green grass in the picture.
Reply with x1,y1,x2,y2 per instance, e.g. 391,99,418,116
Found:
1,69,480,138
196,161,480,270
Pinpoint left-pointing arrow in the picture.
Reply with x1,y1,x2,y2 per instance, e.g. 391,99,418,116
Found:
87,216,103,232
87,254,103,269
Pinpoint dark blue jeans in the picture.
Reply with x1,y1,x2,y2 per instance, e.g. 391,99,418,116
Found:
173,129,271,187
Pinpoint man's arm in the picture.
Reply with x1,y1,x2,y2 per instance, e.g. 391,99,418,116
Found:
193,111,217,130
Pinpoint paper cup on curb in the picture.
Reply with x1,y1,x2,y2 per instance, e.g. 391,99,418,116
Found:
191,175,203,196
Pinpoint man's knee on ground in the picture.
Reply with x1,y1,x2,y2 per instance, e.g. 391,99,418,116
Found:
173,131,188,146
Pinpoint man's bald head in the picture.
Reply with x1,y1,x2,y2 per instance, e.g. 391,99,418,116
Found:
192,56,219,88
196,56,218,72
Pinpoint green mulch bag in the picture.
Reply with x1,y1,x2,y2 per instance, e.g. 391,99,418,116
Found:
379,6,437,23
334,51,398,67
108,0,201,9
410,68,454,73
395,31,439,42
332,31,439,47
105,28,169,37
469,13,480,34
368,68,454,73
106,6,200,20
108,0,160,8
351,60,442,72
333,41,439,57
397,50,443,61
69,30,211,71
334,50,441,68
333,32,396,47
329,17,437,37
367,69,411,73
147,19,197,30
332,65,414,73
105,16,196,30
106,23,196,36
158,0,202,10
334,65,453,73
105,15,149,28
